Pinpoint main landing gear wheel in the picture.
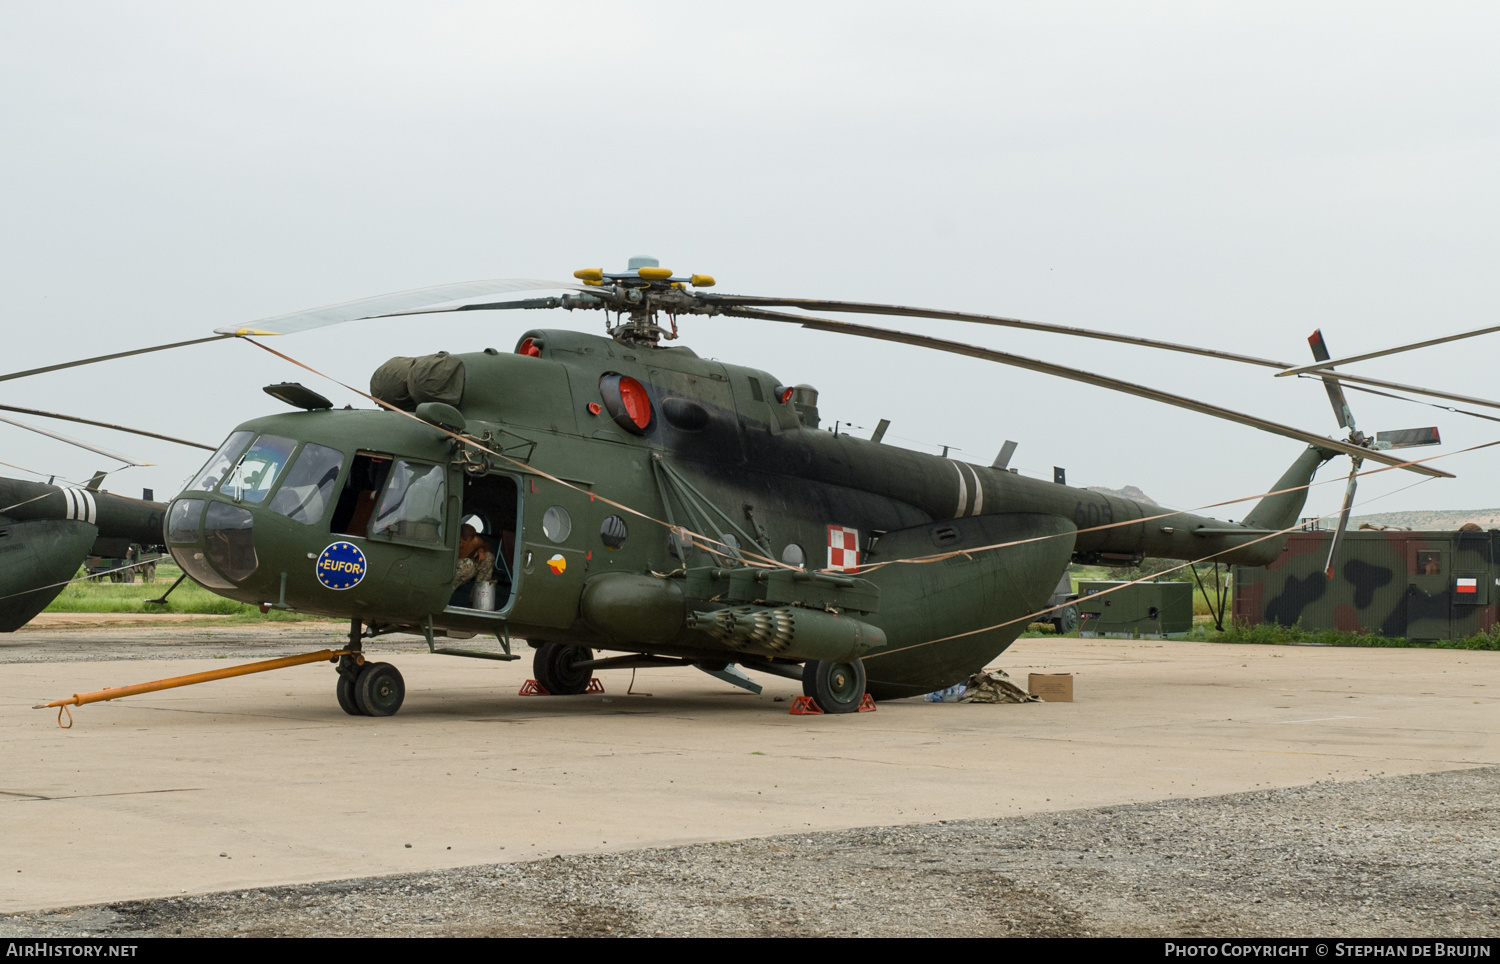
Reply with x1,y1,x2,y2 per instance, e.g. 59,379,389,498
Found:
355,662,406,717
533,643,594,695
336,672,363,716
801,657,867,714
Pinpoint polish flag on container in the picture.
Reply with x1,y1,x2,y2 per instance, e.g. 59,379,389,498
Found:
1456,578,1478,594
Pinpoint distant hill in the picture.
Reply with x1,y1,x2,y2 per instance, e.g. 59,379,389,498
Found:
1347,508,1500,531
1086,485,1158,505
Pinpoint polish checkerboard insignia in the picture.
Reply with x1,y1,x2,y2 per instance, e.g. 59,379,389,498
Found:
826,525,860,572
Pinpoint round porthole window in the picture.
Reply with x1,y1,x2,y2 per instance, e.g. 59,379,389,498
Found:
719,533,743,564
781,543,806,568
600,515,628,550
542,506,572,543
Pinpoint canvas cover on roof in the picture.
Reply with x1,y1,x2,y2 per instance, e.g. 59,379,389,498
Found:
371,353,465,411
409,352,465,406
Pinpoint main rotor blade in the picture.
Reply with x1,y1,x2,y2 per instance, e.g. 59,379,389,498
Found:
367,296,567,320
705,293,1297,370
1324,459,1362,579
1278,324,1500,377
1341,380,1500,426
0,404,214,451
0,415,147,466
212,279,589,336
709,292,1500,427
0,335,230,384
1308,329,1356,431
1305,368,1500,414
720,306,1454,479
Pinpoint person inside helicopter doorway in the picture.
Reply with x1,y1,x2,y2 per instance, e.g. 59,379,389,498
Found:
453,523,494,597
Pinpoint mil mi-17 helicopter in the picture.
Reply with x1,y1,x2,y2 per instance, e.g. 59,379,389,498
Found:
6,257,1469,717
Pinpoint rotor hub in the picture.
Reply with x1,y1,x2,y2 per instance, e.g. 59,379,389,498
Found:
563,261,718,346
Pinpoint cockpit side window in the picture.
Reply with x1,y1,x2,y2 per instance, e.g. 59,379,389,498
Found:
267,443,345,525
370,460,446,545
187,431,253,493
332,454,392,537
219,435,298,504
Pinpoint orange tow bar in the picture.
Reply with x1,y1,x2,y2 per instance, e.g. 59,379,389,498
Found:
34,649,356,727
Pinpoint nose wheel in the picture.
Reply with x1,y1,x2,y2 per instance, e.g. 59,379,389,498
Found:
336,660,406,717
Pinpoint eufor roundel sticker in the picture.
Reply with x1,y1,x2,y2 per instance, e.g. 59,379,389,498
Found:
316,541,367,590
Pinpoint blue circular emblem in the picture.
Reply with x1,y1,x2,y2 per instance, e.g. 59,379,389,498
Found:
316,541,367,590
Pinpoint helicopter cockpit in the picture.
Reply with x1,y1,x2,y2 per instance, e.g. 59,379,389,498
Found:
164,403,527,629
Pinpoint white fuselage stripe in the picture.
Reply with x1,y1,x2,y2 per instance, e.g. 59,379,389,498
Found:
63,487,98,524
966,463,984,516
949,460,969,518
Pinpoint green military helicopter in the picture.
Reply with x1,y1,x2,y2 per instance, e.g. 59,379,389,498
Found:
0,410,210,631
3,258,1460,716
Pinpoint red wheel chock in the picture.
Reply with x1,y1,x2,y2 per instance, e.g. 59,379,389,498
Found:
519,679,605,696
789,696,823,715
789,694,877,715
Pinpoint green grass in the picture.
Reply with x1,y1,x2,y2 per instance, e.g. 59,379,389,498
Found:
1181,621,1500,651
43,564,327,623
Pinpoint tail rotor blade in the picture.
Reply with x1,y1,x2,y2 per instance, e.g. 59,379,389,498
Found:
1308,329,1356,431
1375,427,1442,449
1324,459,1362,579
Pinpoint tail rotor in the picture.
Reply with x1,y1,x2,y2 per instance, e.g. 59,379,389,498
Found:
1308,329,1441,578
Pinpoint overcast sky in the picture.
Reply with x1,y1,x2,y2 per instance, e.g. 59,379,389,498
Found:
3,2,1497,523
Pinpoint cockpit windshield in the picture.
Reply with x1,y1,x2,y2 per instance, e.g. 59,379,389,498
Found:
187,431,253,493
220,435,298,504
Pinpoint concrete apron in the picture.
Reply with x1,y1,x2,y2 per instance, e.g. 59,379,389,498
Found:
2,637,1496,912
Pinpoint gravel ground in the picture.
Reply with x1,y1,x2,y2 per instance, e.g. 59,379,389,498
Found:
3,767,1496,938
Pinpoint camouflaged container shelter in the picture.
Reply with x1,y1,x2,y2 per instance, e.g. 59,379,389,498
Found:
1232,528,1500,641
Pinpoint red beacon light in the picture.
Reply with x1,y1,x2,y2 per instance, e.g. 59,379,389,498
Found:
598,373,653,434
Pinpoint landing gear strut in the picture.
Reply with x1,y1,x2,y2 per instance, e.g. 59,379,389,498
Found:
801,657,867,714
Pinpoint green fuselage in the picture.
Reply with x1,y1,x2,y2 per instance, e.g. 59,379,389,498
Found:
166,328,1323,697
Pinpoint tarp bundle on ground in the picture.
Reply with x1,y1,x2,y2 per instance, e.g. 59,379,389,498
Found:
370,353,466,411
923,670,1041,703
959,669,1040,703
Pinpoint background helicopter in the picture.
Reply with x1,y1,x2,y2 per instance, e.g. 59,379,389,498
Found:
2,258,1469,717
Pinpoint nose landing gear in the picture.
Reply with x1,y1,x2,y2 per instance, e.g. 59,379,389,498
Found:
334,618,407,717
335,655,407,717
